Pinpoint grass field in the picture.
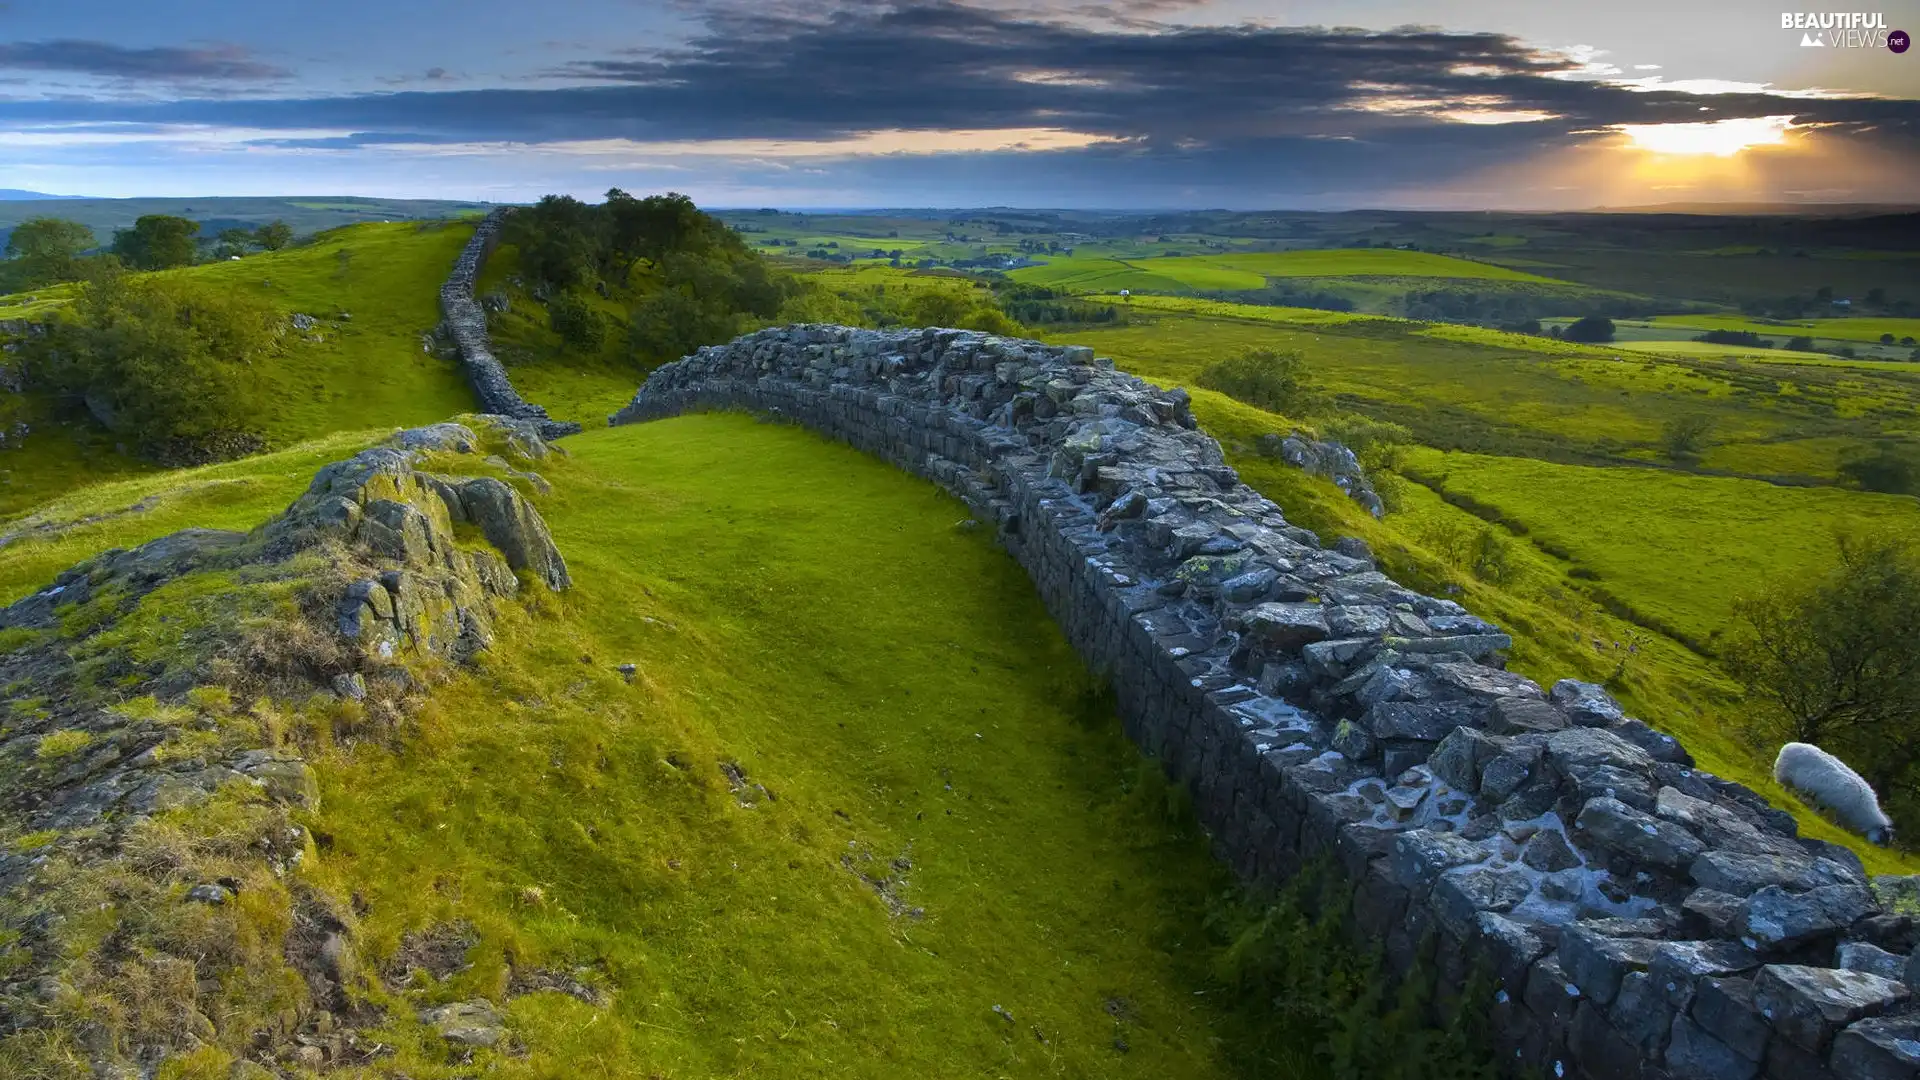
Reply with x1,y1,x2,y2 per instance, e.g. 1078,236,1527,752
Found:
1008,256,1259,293
1648,313,1920,345
1193,249,1560,282
1010,248,1564,295
1397,447,1920,648
1045,306,1920,480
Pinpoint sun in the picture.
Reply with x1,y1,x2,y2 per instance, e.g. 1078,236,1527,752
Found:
1614,115,1796,157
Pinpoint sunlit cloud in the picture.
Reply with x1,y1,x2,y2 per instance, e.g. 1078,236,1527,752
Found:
1345,84,1555,125
1614,115,1796,157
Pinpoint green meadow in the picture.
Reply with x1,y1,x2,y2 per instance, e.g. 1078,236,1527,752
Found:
1648,313,1920,345
1009,247,1566,296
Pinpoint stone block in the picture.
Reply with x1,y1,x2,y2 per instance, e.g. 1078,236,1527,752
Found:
1751,964,1909,1054
1668,1014,1760,1080
1560,925,1661,1006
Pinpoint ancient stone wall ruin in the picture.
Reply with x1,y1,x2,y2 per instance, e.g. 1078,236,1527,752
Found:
440,210,581,441
612,325,1918,1080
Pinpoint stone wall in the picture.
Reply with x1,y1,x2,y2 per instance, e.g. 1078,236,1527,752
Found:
612,325,1918,1080
440,210,581,441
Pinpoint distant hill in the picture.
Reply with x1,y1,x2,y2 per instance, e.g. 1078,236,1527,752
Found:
1590,201,1920,216
0,189,85,201
0,195,498,246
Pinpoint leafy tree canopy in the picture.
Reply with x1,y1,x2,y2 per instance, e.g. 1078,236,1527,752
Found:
1,217,99,290
111,214,200,271
27,265,277,463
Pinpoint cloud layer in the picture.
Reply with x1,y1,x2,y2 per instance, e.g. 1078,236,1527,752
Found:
1,2,1915,205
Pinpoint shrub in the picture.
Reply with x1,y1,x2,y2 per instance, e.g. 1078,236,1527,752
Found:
1468,528,1516,584
1560,315,1615,343
1197,348,1323,415
1839,445,1916,494
1660,414,1715,461
547,291,606,351
29,268,274,463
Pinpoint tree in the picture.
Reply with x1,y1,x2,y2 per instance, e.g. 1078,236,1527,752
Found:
215,227,256,259
1724,532,1920,815
1785,336,1815,352
1,217,96,290
1660,415,1715,461
28,266,275,462
1561,315,1615,344
1196,348,1323,415
505,195,604,290
254,220,294,251
111,214,199,270
1881,333,1897,345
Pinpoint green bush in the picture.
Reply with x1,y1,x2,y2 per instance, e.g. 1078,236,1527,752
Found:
1839,445,1916,494
546,291,606,351
30,268,275,463
1561,315,1615,343
1197,347,1323,415
1660,414,1715,461
1205,863,1500,1080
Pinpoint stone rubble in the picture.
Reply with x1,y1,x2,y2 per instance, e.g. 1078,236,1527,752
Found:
613,324,1915,1080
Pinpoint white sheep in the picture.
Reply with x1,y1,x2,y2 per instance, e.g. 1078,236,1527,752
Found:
1774,742,1895,846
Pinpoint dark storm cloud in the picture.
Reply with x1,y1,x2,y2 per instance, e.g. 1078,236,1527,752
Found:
0,39,288,81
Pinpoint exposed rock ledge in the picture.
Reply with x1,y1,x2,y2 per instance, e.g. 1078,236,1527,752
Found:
0,415,568,1072
614,324,1918,1080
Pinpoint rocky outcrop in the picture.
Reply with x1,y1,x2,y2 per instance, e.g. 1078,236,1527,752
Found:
0,415,568,1072
613,325,1908,1080
1263,431,1385,518
440,210,581,441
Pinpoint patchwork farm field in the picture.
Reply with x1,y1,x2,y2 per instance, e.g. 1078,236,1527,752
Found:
1008,247,1566,295
1044,301,1920,480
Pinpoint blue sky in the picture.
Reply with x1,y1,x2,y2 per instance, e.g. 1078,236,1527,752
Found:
0,0,1916,207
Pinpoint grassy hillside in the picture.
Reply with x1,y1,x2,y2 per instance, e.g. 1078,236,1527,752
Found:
0,222,479,517
0,196,494,249
1396,448,1920,648
8,413,1444,1077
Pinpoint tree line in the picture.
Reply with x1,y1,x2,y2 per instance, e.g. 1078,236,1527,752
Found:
1,214,294,291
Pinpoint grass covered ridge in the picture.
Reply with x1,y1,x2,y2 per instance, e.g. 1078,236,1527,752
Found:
13,413,1501,1077
0,222,478,518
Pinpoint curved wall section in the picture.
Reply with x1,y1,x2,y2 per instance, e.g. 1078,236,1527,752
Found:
440,210,582,441
614,324,1912,1080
